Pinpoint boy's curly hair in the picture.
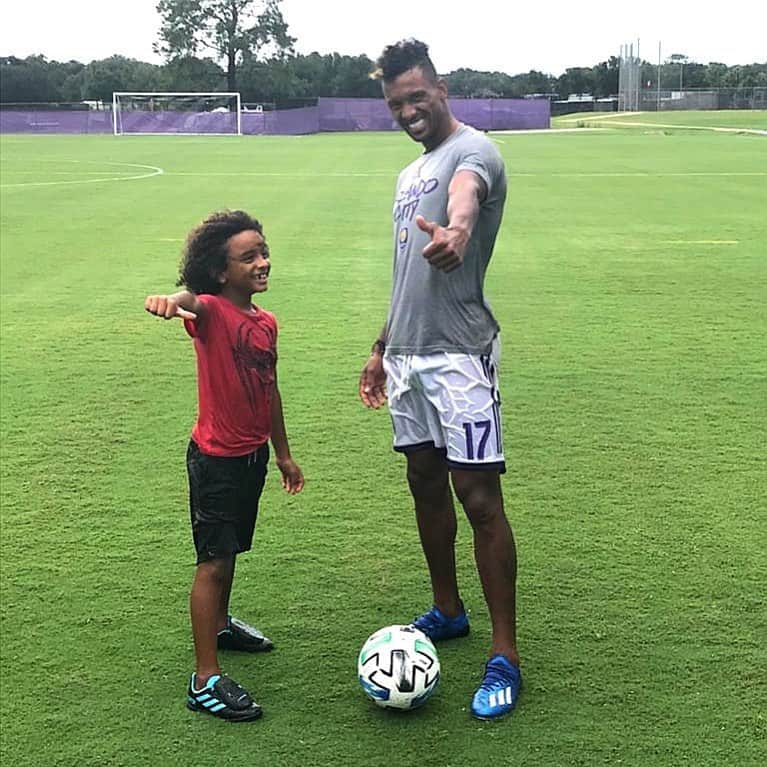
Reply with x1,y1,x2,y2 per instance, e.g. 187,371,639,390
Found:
372,39,438,83
177,210,263,295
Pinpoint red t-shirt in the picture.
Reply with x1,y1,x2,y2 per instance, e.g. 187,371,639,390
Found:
184,294,277,456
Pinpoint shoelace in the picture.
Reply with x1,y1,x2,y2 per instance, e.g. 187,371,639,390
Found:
230,617,264,639
217,676,251,705
413,609,444,631
479,662,515,692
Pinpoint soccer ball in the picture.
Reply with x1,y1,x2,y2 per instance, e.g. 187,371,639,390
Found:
357,624,440,710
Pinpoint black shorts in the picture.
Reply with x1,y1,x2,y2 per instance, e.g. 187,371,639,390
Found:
187,440,269,565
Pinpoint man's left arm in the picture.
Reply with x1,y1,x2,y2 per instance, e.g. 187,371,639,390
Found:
416,170,487,273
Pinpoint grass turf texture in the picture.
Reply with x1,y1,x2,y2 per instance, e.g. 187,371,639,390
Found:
554,109,767,131
1,112,765,766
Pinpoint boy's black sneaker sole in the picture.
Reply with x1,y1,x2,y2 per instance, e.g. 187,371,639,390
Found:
186,674,263,722
186,699,263,722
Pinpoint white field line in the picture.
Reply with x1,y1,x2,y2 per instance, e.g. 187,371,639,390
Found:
154,236,740,244
167,171,395,177
557,112,639,123
662,240,739,245
557,112,767,135
0,160,164,188
603,120,766,135
6,159,762,184
5,170,141,176
543,171,766,177
492,127,609,139
164,170,766,179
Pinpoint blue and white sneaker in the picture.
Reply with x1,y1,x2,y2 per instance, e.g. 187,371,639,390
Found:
470,654,522,720
411,604,470,642
186,673,263,722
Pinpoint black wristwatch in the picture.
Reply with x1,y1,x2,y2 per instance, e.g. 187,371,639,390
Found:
371,339,386,356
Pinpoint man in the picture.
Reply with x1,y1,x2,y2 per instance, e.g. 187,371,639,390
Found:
359,39,521,721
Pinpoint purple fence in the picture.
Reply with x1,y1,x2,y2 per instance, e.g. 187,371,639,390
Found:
450,98,550,130
0,110,113,134
118,110,238,134
242,106,320,135
318,98,397,132
1,98,549,135
314,97,549,132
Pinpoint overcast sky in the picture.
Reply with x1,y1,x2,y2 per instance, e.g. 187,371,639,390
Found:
1,0,765,75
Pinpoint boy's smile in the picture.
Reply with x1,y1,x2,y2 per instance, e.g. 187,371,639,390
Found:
221,229,271,304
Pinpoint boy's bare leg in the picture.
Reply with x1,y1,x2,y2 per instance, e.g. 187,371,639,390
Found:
217,556,236,631
190,556,233,682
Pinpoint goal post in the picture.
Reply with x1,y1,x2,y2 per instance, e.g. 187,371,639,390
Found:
112,92,242,136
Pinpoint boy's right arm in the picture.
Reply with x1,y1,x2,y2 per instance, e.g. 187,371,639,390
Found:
144,290,203,321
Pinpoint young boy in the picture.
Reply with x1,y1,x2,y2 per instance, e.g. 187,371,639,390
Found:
145,210,304,722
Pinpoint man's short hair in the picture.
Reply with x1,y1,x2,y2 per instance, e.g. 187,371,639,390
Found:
372,39,438,83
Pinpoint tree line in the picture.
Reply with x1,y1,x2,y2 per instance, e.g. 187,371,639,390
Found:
2,0,766,105
3,51,765,107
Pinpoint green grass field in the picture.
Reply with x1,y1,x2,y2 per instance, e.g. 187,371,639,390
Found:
554,109,767,131
1,112,765,766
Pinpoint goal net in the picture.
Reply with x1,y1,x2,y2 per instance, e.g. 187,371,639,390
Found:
112,92,242,135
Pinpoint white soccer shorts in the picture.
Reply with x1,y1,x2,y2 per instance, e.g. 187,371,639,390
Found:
382,337,505,472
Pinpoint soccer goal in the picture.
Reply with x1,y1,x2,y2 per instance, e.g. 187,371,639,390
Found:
112,92,242,136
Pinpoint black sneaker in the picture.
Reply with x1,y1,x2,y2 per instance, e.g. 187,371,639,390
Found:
186,673,263,722
217,615,274,652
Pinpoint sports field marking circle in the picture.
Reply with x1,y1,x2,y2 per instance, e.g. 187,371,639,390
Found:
0,160,164,189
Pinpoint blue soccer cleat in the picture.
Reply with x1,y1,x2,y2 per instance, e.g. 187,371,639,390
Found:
411,604,470,642
470,654,522,720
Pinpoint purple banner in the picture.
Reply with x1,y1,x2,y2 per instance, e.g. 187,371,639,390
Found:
1,99,549,135
117,110,238,134
242,107,320,135
0,110,112,133
318,98,397,132
449,98,550,130
314,97,548,132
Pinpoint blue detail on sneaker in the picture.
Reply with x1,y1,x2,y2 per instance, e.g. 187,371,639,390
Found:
186,673,263,722
411,605,470,642
470,654,522,720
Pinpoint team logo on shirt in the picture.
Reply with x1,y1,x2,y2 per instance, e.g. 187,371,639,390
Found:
394,177,439,223
398,227,408,248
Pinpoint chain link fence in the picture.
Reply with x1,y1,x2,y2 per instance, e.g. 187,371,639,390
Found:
639,87,767,111
552,87,765,115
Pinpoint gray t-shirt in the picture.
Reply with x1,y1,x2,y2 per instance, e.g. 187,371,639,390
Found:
386,123,507,355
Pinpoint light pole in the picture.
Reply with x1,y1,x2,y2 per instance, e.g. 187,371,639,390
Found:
669,53,688,92
657,41,662,111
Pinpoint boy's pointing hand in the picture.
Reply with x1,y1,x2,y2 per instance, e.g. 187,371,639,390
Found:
144,295,197,320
